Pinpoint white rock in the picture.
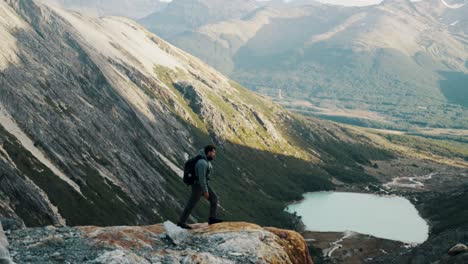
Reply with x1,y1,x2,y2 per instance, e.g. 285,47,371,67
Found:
0,223,14,264
93,249,150,264
0,224,8,249
163,221,190,245
180,252,234,264
213,232,264,254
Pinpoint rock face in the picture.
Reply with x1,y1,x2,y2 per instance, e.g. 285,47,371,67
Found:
38,0,168,19
0,222,13,264
6,221,313,264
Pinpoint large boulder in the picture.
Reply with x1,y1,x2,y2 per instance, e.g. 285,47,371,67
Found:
7,221,313,264
163,221,190,245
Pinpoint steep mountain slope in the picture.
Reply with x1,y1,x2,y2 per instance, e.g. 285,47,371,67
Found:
142,0,468,129
414,0,468,35
38,0,168,19
0,0,401,229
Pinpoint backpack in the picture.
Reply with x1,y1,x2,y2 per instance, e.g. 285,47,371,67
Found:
183,155,205,185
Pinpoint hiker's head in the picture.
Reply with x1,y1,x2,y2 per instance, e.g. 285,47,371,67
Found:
204,145,216,160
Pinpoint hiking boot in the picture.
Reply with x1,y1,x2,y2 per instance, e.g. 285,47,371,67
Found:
177,222,193,229
208,217,224,225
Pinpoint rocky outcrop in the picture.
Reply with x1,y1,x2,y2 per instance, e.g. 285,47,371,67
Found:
448,243,468,256
0,222,13,264
6,221,313,264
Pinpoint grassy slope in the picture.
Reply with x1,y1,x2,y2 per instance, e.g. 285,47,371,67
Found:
151,68,396,229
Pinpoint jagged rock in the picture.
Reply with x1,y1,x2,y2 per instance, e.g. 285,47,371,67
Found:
0,222,13,264
0,220,21,232
163,221,190,245
448,243,468,256
7,222,313,264
0,224,7,249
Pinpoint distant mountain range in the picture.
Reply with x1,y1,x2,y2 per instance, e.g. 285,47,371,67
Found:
139,0,468,129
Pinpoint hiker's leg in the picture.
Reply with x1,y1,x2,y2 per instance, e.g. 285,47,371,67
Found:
208,185,218,219
179,184,203,224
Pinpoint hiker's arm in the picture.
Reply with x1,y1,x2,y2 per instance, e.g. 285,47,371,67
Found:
195,160,209,194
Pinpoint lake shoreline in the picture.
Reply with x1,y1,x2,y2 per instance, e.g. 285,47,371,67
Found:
293,180,438,234
286,191,429,244
285,180,437,263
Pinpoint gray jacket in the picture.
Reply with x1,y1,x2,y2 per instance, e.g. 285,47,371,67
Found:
194,149,212,193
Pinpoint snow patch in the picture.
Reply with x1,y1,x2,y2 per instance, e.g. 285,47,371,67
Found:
0,106,83,196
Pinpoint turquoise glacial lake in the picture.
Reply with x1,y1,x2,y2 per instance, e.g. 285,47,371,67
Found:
285,192,429,243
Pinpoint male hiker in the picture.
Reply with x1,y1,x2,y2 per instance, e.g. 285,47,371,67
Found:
177,145,224,229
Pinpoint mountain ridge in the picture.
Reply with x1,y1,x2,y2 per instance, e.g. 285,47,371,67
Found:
140,0,468,129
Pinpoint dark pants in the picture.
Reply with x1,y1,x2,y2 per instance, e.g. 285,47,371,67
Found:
179,184,218,224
